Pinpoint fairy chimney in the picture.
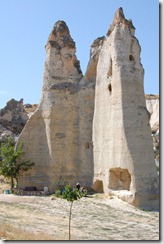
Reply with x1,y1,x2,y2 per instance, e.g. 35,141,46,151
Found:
17,21,95,191
92,8,159,209
17,9,159,210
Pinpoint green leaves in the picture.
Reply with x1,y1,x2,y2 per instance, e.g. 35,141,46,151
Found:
0,137,34,189
60,184,84,240
62,185,83,202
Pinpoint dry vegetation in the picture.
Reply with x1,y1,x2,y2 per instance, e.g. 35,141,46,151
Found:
0,193,159,241
0,223,56,240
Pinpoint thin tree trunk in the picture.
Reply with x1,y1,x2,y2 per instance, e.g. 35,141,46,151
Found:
69,201,73,240
15,177,18,187
10,177,14,192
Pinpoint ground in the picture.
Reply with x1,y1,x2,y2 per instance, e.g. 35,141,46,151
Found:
0,193,159,240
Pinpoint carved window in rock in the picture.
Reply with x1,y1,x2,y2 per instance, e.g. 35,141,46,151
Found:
85,141,93,149
85,142,90,149
107,57,112,95
93,180,104,193
109,168,131,191
108,83,112,93
129,54,135,61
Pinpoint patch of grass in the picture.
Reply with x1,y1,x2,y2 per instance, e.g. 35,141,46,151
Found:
0,223,64,240
92,193,106,199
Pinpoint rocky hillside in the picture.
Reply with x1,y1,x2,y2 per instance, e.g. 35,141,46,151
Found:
0,95,159,167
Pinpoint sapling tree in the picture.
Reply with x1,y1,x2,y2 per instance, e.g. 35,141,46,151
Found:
62,185,84,240
0,137,34,191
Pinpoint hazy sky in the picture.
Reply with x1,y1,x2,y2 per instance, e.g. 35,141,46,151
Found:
0,0,159,108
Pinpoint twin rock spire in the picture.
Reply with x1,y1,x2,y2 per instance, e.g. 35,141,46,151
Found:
17,8,159,210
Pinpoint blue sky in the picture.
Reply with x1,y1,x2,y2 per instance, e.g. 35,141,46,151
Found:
0,0,159,108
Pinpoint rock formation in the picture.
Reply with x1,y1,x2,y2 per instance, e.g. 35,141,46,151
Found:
92,8,159,209
0,99,28,144
17,21,100,192
145,94,159,169
145,94,159,133
14,8,159,209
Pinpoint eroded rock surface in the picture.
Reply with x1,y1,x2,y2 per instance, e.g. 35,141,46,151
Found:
0,99,28,144
17,21,96,192
92,8,159,209
13,9,159,209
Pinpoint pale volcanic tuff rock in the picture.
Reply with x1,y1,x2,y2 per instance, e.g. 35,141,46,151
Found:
17,21,101,192
145,94,159,133
16,9,159,209
92,8,159,209
145,94,159,169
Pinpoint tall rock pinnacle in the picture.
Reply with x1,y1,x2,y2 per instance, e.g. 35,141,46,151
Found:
93,8,159,209
17,20,94,192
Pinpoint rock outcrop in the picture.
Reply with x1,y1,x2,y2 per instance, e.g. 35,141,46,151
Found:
0,99,28,144
17,21,100,192
92,8,159,209
145,94,159,133
145,94,159,169
14,8,159,209
0,100,37,144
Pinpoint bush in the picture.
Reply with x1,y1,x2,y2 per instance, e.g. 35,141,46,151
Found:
55,189,62,197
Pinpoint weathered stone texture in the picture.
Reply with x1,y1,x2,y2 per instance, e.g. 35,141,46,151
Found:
92,8,159,209
146,94,159,132
17,21,95,192
0,99,28,135
16,9,159,209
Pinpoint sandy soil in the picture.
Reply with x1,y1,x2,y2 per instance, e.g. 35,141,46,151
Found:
0,193,159,240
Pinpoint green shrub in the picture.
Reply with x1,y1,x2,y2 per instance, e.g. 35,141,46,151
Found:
55,189,62,197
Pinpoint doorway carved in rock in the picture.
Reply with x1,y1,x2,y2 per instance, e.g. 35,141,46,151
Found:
93,180,104,193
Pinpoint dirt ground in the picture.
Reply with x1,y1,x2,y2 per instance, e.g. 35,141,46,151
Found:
0,193,159,241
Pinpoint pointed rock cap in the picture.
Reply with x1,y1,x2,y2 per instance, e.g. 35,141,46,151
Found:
106,7,135,37
46,20,75,49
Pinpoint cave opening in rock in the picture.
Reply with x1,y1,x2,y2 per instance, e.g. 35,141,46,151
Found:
109,168,131,190
93,180,104,193
108,83,112,93
129,54,134,61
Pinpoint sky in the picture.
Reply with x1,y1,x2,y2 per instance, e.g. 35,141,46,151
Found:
0,0,159,108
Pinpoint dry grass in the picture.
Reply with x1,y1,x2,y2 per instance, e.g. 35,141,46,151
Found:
0,194,159,240
0,223,63,240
